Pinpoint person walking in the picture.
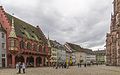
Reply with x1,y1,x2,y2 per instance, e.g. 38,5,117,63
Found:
16,62,19,73
80,63,81,67
77,63,80,68
84,63,87,67
22,62,26,73
17,62,22,74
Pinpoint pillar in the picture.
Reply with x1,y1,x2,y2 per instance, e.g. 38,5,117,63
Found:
24,56,27,64
34,56,36,67
47,57,50,67
12,54,15,68
41,57,44,66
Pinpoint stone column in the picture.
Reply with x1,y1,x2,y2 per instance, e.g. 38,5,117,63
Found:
48,57,50,67
24,55,27,64
41,56,44,66
34,56,36,67
12,54,15,68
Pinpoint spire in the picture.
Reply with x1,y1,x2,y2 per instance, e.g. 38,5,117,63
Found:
9,13,17,38
47,32,51,47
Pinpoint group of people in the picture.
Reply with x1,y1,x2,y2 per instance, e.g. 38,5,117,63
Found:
16,62,26,74
52,62,69,69
77,62,97,68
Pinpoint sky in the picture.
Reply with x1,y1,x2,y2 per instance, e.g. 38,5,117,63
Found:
1,0,113,50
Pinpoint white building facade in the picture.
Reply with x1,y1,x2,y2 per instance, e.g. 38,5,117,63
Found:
0,24,7,68
49,40,66,65
57,49,66,63
86,54,96,64
50,47,57,64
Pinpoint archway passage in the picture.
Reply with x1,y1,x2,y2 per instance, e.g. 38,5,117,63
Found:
26,56,34,67
15,55,24,64
36,57,42,67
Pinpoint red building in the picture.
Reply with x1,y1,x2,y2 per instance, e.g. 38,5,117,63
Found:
0,6,51,68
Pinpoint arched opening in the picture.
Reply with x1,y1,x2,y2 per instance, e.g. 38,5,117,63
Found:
15,55,24,64
7,54,12,67
26,56,34,67
36,57,42,67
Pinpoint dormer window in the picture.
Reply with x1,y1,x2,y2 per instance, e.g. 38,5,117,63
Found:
23,28,26,30
32,35,34,38
32,31,34,33
22,32,25,34
39,38,41,40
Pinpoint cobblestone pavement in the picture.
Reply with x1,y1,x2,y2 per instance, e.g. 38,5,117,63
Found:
0,65,120,75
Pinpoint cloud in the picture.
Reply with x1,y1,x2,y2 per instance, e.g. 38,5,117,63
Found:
1,0,113,50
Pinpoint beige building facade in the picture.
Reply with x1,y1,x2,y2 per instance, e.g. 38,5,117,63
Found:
64,42,95,65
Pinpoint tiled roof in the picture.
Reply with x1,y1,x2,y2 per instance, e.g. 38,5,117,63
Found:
83,48,94,55
5,13,47,44
65,42,95,54
64,44,72,52
66,42,82,52
94,50,106,55
50,40,65,50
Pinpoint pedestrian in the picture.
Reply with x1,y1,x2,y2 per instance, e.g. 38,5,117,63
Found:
17,62,22,74
80,63,81,67
64,63,66,68
62,63,63,68
84,63,86,67
55,63,58,69
66,63,69,69
77,63,80,68
22,62,26,73
16,62,19,73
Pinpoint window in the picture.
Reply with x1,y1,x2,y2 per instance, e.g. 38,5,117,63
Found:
36,45,39,51
9,38,18,50
2,43,5,49
20,40,25,49
43,46,46,52
10,40,14,47
33,44,37,51
27,42,31,50
39,45,42,52
2,33,5,38
2,54,5,57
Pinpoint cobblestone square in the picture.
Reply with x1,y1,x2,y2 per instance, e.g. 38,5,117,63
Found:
0,65,120,75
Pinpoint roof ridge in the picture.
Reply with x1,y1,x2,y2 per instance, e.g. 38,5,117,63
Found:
6,13,37,29
5,12,47,44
